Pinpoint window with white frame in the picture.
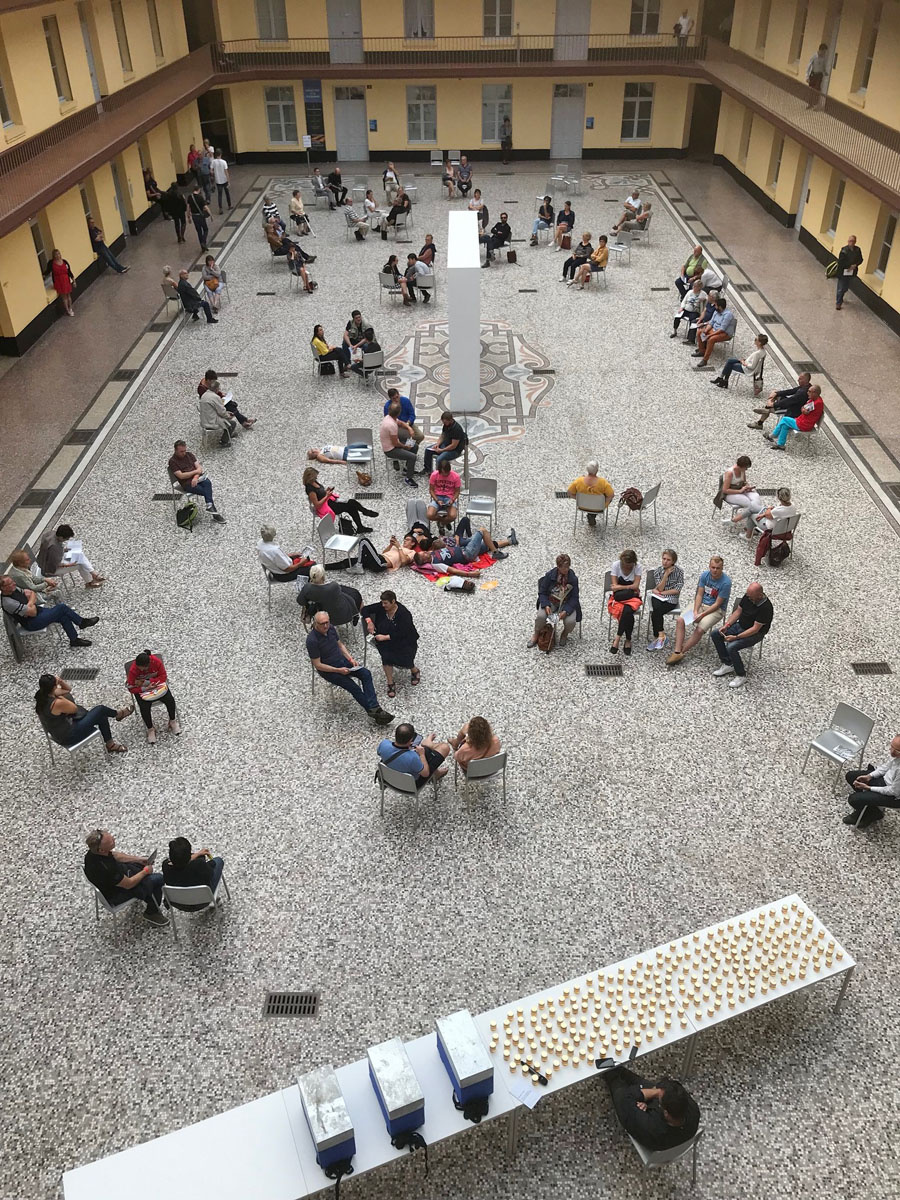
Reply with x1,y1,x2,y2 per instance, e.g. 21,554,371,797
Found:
789,1,808,63
407,85,436,143
874,211,896,277
854,2,881,92
256,0,288,40
482,83,511,142
404,0,434,39
265,87,297,143
769,135,784,188
147,0,164,60
30,218,49,277
483,0,512,38
110,0,133,73
629,0,660,36
43,16,73,102
826,178,845,236
620,83,653,141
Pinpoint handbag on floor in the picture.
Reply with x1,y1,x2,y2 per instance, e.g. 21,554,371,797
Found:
561,234,572,250
506,249,517,264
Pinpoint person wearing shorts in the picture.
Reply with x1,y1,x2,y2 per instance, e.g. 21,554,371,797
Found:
666,558,732,666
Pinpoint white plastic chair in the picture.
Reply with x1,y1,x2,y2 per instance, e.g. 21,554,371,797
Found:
163,872,230,943
416,270,436,299
573,491,610,532
466,478,497,534
356,350,385,387
161,282,184,322
4,610,65,663
614,482,660,532
802,703,875,791
377,761,441,824
87,881,143,925
44,725,104,770
390,211,412,242
317,515,363,574
345,426,375,482
454,751,508,805
608,229,632,266
626,1128,703,1189
378,271,403,305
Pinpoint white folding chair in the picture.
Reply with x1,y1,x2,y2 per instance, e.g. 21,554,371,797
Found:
4,611,64,664
351,176,368,204
161,282,184,322
626,1128,703,1189
87,881,143,926
391,211,412,242
573,491,610,532
454,751,508,805
163,872,230,943
614,482,660,533
466,478,497,534
417,270,436,300
378,271,403,305
317,515,363,574
356,350,385,387
345,426,375,483
44,725,104,771
377,761,440,824
430,150,443,169
802,703,875,792
448,150,461,166
608,229,632,266
405,184,418,205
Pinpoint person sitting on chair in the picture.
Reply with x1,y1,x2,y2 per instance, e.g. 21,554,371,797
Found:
603,1067,700,1152
126,650,181,744
692,295,734,368
36,674,131,753
646,549,684,652
441,160,457,199
83,828,167,925
613,201,652,234
554,201,576,250
427,459,462,527
304,465,378,533
176,269,217,324
529,553,580,649
666,557,731,666
418,233,437,266
286,242,316,293
307,612,393,724
380,399,420,484
311,168,334,209
574,235,608,287
385,187,411,229
168,440,226,522
481,213,512,267
710,582,774,689
327,167,347,206
456,156,473,197
675,245,708,298
262,194,283,229
671,278,707,339
198,384,238,447
423,411,467,474
384,388,424,444
351,328,382,379
162,837,225,910
530,196,554,246
343,196,369,239
843,735,900,829
7,549,58,598
343,310,372,349
298,563,362,627
289,189,310,234
377,722,451,787
450,717,501,773
746,488,798,566
562,231,593,283
37,524,105,588
312,324,351,377
766,385,824,451
403,253,431,304
467,188,485,223
711,333,768,391
257,525,312,582
747,371,811,431
382,162,401,203
567,462,614,525
198,369,256,430
362,590,420,698
2,575,99,648
720,455,763,525
608,550,643,656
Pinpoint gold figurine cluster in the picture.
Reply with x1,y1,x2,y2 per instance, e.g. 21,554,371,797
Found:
488,901,843,1083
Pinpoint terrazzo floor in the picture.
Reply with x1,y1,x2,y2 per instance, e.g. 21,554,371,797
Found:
2,168,899,1200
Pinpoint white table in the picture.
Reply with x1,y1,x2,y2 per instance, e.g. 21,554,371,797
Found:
63,1090,308,1200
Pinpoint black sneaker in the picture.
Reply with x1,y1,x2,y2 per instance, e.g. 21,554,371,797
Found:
403,477,418,488
143,909,169,927
493,549,508,560
212,512,227,523
306,255,317,263
80,616,100,628
206,317,218,324
69,637,92,647
191,313,200,321
507,527,518,546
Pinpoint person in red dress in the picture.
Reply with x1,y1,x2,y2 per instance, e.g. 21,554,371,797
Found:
50,249,75,316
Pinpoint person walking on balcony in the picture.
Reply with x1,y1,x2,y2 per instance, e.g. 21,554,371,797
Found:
835,235,863,310
806,43,830,109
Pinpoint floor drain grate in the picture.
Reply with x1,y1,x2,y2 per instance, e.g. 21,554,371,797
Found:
66,429,96,445
256,291,276,296
650,286,669,291
263,990,319,1017
756,488,777,496
555,490,570,498
758,314,779,325
111,368,137,381
152,492,172,501
61,667,100,681
519,288,538,293
716,257,734,266
851,662,892,675
354,492,383,500
586,664,623,677
19,489,56,507
794,360,819,373
533,368,555,374
887,483,900,501
842,423,868,437
735,283,754,292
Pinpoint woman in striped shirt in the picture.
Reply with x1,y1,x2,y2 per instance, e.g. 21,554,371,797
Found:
647,549,684,652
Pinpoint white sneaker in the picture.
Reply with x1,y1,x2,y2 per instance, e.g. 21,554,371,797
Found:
712,664,734,676
729,676,747,688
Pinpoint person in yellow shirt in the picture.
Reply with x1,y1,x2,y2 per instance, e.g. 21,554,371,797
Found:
574,235,609,288
567,462,615,526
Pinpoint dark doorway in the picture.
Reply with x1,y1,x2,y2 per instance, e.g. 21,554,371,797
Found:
197,90,232,159
700,0,734,42
687,84,721,160
182,0,218,51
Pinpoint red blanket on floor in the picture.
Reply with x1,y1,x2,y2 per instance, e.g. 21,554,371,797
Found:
411,551,497,581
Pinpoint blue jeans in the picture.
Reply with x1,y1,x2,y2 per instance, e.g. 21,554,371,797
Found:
532,218,549,236
318,665,380,711
836,274,853,305
771,416,798,447
192,214,209,246
721,357,744,381
460,531,486,561
22,602,85,643
111,865,165,912
183,477,214,505
96,242,126,273
59,704,117,745
710,621,765,677
423,446,461,474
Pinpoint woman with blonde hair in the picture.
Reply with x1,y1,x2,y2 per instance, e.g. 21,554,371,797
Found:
451,717,502,773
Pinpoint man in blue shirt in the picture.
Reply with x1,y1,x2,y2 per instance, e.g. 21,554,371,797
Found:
666,556,732,666
377,722,451,789
383,387,423,444
306,612,393,723
693,296,734,367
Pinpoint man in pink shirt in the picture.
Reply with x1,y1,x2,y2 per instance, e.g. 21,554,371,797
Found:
379,399,419,484
427,459,462,528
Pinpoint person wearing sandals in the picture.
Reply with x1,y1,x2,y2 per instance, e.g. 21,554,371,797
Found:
362,590,419,699
35,674,132,754
609,549,643,656
126,650,181,745
450,716,501,774
529,553,580,648
646,549,684,652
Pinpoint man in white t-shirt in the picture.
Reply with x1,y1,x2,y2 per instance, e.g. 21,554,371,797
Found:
211,150,231,213
675,9,693,43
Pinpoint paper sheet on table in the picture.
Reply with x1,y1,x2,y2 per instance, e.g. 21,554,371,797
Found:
504,1073,544,1109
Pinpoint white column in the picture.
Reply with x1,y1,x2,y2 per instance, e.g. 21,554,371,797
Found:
447,210,481,484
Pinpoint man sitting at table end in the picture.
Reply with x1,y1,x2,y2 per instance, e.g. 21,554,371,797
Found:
603,1068,700,1151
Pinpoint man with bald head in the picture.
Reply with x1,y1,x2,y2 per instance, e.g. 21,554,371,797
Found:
843,735,900,828
748,371,811,431
835,234,863,310
709,582,773,689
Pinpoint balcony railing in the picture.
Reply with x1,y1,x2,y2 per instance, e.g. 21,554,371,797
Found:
213,33,707,72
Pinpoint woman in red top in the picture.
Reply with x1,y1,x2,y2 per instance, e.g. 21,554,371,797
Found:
50,249,75,316
126,650,181,744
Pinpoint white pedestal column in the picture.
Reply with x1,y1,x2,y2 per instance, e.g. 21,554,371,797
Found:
447,210,481,485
